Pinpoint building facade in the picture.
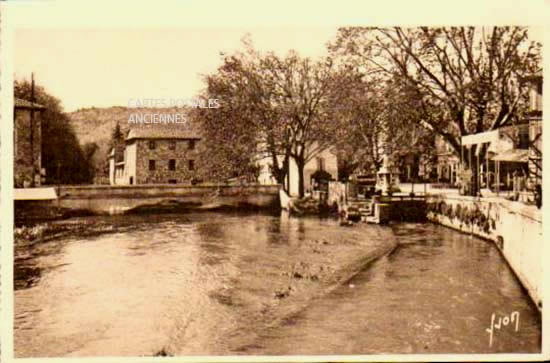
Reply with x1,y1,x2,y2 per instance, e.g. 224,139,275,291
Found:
459,70,543,196
109,126,201,185
14,98,45,188
434,135,459,185
257,146,338,197
524,71,542,188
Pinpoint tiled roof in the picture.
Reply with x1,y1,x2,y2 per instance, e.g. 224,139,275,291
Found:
14,98,45,109
126,123,200,140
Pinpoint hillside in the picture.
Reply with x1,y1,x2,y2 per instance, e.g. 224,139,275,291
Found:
67,106,193,173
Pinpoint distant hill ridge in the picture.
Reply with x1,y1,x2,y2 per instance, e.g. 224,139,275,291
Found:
67,106,193,172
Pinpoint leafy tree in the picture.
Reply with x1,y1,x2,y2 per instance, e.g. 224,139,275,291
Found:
191,46,294,186
108,121,125,164
262,52,348,197
193,43,348,196
82,141,100,181
329,68,434,181
110,122,124,147
188,89,261,183
14,80,95,184
330,26,541,194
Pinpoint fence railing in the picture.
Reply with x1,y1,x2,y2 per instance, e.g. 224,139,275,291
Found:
379,194,428,203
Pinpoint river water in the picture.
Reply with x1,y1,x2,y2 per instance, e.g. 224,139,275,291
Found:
14,212,540,357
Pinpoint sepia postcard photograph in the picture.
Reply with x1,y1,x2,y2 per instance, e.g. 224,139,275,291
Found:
1,1,548,362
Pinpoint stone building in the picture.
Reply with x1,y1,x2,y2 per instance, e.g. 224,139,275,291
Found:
14,98,45,187
109,125,201,185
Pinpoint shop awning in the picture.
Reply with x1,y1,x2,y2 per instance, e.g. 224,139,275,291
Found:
461,130,499,146
491,149,529,162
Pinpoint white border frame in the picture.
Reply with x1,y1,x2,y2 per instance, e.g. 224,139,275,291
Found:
1,1,548,362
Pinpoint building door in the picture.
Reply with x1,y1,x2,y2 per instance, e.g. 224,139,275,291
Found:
129,176,134,185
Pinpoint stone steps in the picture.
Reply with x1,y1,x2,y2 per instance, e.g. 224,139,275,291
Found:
346,198,374,220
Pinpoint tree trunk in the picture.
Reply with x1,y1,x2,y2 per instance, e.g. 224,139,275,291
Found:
270,152,284,184
269,148,291,192
465,144,487,196
282,153,290,192
472,159,479,196
477,144,488,194
297,159,305,198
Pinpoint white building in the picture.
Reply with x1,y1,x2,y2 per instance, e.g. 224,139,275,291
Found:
257,146,338,197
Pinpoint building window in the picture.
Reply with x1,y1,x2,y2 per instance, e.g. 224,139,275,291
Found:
516,125,529,150
149,160,156,171
188,159,195,171
169,140,176,150
530,87,542,113
188,139,195,150
168,159,176,171
148,140,156,150
518,129,530,149
168,179,177,184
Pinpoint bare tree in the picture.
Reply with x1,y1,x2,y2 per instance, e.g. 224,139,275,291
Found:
330,26,541,194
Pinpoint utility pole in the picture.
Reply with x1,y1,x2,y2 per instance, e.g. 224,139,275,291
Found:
57,161,61,207
30,72,35,187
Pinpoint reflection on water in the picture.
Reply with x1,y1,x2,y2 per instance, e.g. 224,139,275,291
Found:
14,213,540,357
245,223,541,354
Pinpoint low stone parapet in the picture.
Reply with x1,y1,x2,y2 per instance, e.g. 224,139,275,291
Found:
44,184,281,215
375,203,391,224
59,183,280,198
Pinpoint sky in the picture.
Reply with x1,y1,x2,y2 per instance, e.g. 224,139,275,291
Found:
14,27,338,112
9,1,547,112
